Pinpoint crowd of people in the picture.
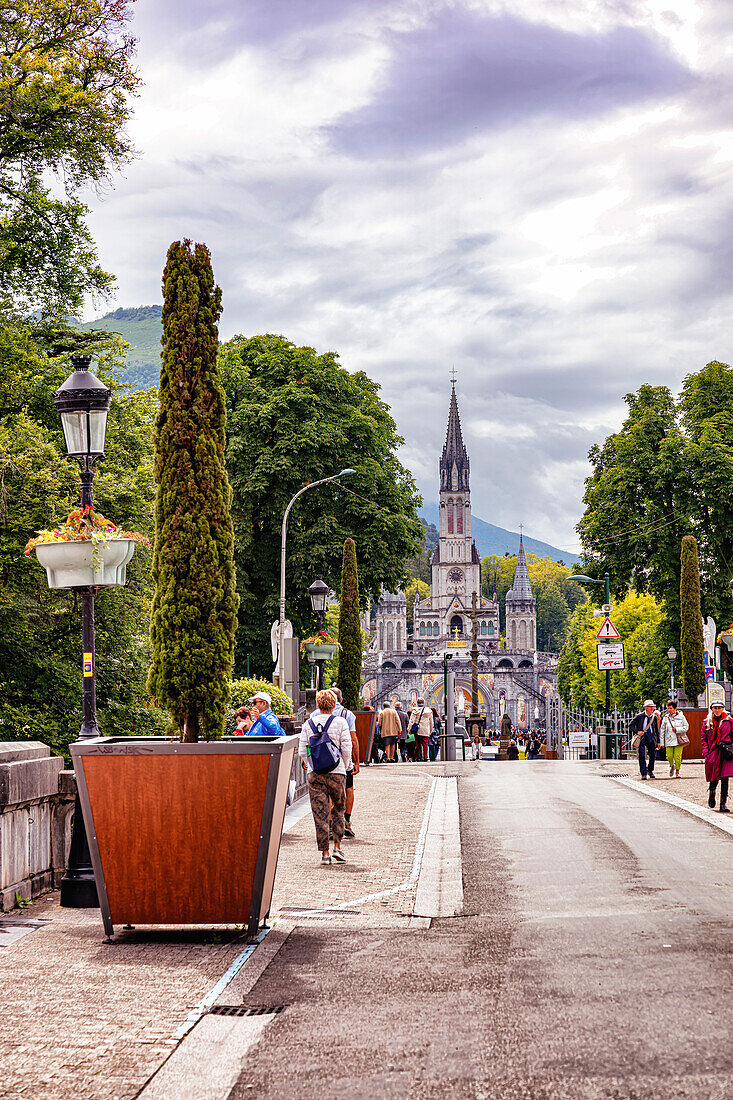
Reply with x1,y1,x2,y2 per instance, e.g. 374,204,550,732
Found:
372,700,444,763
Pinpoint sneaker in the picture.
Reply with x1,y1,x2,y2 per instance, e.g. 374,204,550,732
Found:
720,806,731,814
343,823,355,838
331,847,346,863
641,775,647,780
648,772,655,779
321,852,331,865
669,767,675,778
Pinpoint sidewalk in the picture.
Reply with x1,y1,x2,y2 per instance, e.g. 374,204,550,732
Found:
0,766,442,1099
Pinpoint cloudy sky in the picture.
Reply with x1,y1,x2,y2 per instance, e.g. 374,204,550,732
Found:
86,0,733,553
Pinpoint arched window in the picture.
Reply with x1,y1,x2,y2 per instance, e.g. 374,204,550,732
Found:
419,622,426,636
387,622,394,650
488,622,495,635
396,623,402,650
510,621,517,649
480,621,486,635
530,621,535,649
519,621,527,648
457,501,463,534
447,498,454,534
433,621,440,636
401,660,417,670
378,623,384,649
450,615,463,636
497,658,513,669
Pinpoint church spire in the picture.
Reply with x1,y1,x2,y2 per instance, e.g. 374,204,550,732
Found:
509,530,533,600
440,379,470,492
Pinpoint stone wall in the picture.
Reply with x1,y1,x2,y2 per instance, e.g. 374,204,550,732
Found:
0,743,74,911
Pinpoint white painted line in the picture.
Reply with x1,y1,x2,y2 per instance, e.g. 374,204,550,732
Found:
614,777,733,837
172,928,270,1041
283,795,312,832
414,777,463,918
139,1013,274,1100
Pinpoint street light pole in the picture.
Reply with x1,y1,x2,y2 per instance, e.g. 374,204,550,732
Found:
667,647,677,700
53,354,112,908
278,469,354,692
568,572,612,759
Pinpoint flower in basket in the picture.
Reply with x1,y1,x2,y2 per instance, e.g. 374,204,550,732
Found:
24,506,151,568
300,630,340,656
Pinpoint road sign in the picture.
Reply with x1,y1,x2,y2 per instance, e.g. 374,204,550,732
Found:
597,642,624,670
595,616,621,640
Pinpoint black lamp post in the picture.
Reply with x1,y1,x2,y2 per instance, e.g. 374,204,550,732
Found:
55,354,111,908
667,647,677,699
308,574,330,689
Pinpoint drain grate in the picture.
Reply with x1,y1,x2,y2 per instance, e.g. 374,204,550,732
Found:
601,772,630,778
209,1004,286,1017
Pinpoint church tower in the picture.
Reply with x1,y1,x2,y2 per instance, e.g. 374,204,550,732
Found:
505,533,537,652
430,381,481,629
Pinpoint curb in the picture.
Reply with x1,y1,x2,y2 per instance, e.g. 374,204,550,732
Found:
613,776,733,838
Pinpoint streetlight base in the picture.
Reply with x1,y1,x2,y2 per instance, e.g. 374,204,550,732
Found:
60,791,99,908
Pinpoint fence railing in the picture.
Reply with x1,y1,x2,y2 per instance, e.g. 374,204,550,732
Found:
546,695,635,761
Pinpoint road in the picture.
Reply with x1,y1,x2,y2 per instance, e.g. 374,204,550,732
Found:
228,763,733,1099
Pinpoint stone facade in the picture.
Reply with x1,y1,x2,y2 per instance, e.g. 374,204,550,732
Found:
0,742,74,910
366,384,557,729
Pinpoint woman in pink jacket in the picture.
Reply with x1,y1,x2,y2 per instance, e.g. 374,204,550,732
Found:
702,702,733,812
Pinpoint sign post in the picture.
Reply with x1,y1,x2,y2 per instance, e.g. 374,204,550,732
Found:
597,642,625,671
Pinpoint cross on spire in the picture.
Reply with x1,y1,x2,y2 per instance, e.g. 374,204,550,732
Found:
449,367,458,387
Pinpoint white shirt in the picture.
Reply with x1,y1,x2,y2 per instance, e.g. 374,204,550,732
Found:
299,710,352,776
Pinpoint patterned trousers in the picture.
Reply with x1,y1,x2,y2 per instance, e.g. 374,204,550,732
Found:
307,771,346,851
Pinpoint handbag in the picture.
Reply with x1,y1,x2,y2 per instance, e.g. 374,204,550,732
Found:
718,739,733,762
307,716,340,774
409,706,425,736
630,732,642,751
677,730,690,746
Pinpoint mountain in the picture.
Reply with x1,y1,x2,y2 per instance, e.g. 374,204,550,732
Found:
79,306,162,389
420,503,578,567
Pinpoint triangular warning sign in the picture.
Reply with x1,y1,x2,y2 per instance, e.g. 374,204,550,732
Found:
596,616,621,640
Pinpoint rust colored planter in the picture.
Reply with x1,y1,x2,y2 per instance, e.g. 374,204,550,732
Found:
70,735,297,939
354,710,377,764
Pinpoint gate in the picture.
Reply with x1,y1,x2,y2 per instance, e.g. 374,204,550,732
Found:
546,695,634,760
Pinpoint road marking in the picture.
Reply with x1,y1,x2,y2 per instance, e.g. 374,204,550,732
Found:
614,777,733,837
414,777,463,918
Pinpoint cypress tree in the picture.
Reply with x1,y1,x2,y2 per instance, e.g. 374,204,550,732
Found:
680,535,705,704
337,537,362,711
147,240,239,741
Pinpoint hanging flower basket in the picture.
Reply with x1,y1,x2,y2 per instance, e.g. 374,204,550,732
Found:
34,538,137,589
303,642,338,662
25,507,150,589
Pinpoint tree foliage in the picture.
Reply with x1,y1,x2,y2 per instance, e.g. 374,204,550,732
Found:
337,538,362,711
557,592,669,711
680,535,705,703
481,552,584,650
147,242,238,742
577,365,733,649
403,577,430,633
0,320,162,760
220,334,422,676
0,0,139,313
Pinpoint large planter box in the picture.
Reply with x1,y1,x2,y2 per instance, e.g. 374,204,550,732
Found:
70,735,297,938
34,539,136,589
354,710,376,764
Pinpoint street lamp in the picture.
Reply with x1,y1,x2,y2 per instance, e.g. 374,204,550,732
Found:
277,469,355,692
54,354,112,909
568,572,612,759
667,646,677,698
308,574,331,690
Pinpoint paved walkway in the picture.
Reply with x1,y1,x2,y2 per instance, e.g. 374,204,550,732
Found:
0,765,449,1099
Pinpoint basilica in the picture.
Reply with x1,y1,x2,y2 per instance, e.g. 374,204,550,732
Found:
361,384,557,729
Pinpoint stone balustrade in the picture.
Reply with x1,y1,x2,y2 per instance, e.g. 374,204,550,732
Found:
0,743,74,911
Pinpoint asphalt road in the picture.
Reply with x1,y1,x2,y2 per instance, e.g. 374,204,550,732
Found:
229,763,733,1099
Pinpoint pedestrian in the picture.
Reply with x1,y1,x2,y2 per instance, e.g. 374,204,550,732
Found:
407,697,433,762
394,700,410,761
299,689,352,864
246,692,285,736
507,739,519,760
659,700,689,778
629,699,660,780
702,702,733,813
470,734,481,760
331,687,359,837
377,701,401,761
527,732,542,759
234,706,252,735
429,707,441,761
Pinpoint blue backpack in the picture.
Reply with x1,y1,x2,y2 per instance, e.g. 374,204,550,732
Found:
307,715,340,774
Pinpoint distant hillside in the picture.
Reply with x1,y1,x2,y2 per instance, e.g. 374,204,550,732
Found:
420,503,577,567
79,305,162,389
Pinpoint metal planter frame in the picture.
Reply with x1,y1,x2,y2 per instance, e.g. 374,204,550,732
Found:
70,735,298,939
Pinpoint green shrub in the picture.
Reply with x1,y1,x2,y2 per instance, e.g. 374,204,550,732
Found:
680,535,705,703
230,678,293,717
337,537,362,711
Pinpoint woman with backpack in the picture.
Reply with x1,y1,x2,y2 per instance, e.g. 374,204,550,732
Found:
299,689,353,864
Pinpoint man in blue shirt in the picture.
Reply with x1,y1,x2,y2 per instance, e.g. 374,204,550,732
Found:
247,692,285,737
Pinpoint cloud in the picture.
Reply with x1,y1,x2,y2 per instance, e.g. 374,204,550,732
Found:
329,10,694,156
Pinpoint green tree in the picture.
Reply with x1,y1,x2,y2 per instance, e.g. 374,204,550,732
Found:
0,324,162,760
0,0,139,314
337,538,362,711
147,241,239,742
534,580,570,652
219,334,422,676
679,535,705,703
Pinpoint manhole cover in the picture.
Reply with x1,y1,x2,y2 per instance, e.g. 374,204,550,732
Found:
209,1005,286,1017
